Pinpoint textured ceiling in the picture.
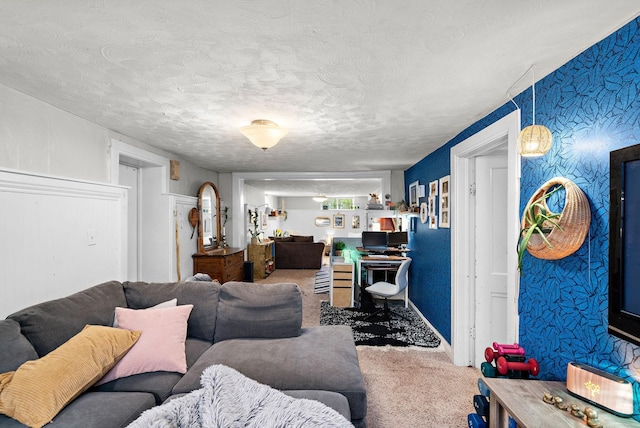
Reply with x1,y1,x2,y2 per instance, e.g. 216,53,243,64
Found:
1,1,639,194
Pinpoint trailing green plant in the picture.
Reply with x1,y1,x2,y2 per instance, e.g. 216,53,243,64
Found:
517,184,564,273
247,209,261,239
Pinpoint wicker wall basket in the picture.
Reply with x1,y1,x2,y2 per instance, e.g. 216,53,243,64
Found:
522,177,591,260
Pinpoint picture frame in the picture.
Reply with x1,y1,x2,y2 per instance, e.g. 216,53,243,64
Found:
352,215,360,229
260,212,268,228
439,175,450,228
420,202,428,224
429,180,439,197
333,213,345,228
428,196,438,229
409,180,420,207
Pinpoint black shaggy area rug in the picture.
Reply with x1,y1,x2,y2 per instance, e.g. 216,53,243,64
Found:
320,301,441,348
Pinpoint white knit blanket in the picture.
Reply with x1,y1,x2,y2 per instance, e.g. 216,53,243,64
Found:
127,365,353,428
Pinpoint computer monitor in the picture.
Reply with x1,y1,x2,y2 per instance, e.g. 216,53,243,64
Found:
361,231,388,252
387,231,408,247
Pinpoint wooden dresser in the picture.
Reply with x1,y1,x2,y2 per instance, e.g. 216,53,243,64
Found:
192,247,244,283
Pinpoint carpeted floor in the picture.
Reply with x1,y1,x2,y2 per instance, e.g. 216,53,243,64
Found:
258,269,480,427
320,301,441,348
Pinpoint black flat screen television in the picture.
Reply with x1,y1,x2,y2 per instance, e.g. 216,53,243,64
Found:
609,143,640,346
387,231,408,247
362,231,388,252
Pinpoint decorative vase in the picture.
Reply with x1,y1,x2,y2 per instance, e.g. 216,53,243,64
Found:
335,250,342,257
251,237,258,245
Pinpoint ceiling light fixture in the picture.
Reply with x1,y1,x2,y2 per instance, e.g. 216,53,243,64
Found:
312,195,328,202
508,65,553,157
240,119,288,151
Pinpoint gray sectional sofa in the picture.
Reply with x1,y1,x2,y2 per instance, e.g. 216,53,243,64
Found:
0,280,367,427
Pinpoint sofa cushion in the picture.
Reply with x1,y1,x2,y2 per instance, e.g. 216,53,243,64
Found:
213,282,302,342
0,391,156,428
96,305,193,385
0,325,140,428
90,337,210,405
292,235,314,242
123,281,220,342
7,281,127,357
282,390,351,422
0,320,38,373
91,371,184,405
174,326,367,421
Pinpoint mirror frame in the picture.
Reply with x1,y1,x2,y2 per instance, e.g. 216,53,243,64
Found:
197,181,221,253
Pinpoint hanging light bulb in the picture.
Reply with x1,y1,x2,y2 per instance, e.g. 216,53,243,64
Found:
516,67,553,157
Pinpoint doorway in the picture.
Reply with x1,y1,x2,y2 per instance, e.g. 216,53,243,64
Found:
474,151,509,366
119,164,139,280
109,139,169,281
450,110,521,367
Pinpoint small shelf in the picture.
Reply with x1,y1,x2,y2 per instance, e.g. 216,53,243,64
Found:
247,241,275,279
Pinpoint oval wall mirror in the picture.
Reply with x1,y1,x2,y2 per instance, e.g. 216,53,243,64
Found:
197,182,221,253
315,217,331,227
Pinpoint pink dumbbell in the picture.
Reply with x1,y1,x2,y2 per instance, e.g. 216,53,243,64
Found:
493,342,525,355
485,342,526,363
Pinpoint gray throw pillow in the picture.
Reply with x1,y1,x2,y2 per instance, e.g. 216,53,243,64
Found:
214,282,302,342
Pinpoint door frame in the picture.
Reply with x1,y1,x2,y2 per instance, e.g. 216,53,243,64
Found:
109,139,169,280
450,110,521,366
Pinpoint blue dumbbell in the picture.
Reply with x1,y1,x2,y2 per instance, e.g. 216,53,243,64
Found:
477,377,490,397
473,394,490,423
468,413,486,428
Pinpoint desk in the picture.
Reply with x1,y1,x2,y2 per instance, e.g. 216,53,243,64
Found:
357,256,410,308
482,378,637,428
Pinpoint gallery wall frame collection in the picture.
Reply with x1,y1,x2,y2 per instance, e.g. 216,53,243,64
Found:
409,176,451,229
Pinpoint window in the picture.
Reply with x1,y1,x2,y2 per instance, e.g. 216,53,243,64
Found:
323,197,356,210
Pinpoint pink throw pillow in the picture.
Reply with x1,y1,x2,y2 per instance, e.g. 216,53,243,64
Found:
96,304,193,385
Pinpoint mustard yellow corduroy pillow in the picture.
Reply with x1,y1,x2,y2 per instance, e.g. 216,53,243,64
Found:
0,325,140,428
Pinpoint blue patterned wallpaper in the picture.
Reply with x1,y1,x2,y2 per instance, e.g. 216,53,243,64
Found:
406,17,640,419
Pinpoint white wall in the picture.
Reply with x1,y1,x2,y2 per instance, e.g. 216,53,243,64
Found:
0,82,221,316
0,83,218,195
0,169,126,318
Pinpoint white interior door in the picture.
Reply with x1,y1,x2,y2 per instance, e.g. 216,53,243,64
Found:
119,164,139,281
474,153,508,367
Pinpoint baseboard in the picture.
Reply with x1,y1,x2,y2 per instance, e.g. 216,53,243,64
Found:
408,300,451,357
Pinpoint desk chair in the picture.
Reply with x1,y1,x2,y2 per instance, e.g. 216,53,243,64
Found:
364,259,411,325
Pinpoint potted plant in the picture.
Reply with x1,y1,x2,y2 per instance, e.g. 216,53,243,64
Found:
248,209,262,244
334,241,346,256
517,184,564,273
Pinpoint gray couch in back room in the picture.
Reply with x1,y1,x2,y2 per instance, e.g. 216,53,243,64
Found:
0,280,367,427
273,235,326,269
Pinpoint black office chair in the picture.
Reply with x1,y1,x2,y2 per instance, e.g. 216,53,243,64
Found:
363,259,411,325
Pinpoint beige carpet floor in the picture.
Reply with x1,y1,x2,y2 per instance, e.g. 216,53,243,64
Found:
258,269,481,427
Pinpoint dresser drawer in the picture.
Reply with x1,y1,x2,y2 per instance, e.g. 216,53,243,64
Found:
332,288,351,307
